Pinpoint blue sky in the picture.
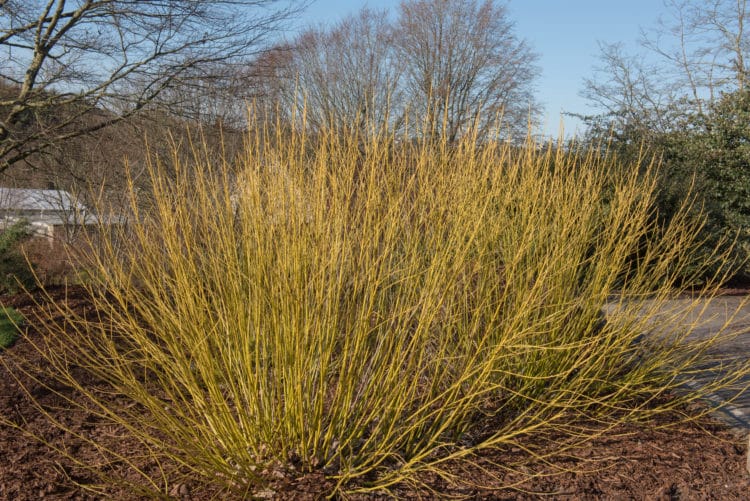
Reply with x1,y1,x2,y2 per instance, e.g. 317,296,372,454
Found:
297,0,673,137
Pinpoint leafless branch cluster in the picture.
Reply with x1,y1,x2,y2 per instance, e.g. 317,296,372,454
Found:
0,0,304,173
582,0,750,133
264,0,540,141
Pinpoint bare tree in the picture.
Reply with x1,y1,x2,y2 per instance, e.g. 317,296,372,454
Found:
581,42,679,137
151,62,258,130
394,0,539,141
642,0,750,108
583,0,750,131
242,44,295,124
0,0,306,173
264,0,539,141
274,8,404,134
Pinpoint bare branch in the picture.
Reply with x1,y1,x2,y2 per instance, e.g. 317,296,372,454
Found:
583,0,750,137
0,0,307,173
394,0,540,141
259,0,539,142
272,8,404,133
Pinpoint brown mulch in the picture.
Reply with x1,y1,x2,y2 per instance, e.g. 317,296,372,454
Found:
1,287,749,500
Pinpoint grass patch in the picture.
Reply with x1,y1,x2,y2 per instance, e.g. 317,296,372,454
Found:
9,118,750,497
0,306,24,349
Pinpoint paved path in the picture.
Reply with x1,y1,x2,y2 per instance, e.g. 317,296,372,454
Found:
675,296,750,432
608,296,750,433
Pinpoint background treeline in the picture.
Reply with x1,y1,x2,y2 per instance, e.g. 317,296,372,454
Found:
264,1,539,141
1,0,539,209
4,1,750,282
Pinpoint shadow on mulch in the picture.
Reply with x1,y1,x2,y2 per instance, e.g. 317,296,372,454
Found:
1,286,748,500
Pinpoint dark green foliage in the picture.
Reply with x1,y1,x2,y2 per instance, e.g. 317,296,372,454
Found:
0,220,37,293
701,91,750,257
582,89,750,282
657,90,750,279
0,306,23,349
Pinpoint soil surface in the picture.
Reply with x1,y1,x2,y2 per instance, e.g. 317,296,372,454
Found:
1,287,749,500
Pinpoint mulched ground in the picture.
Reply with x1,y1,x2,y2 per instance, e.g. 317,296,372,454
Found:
1,287,749,500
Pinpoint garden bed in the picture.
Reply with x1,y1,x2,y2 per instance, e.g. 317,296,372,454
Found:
1,287,748,499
